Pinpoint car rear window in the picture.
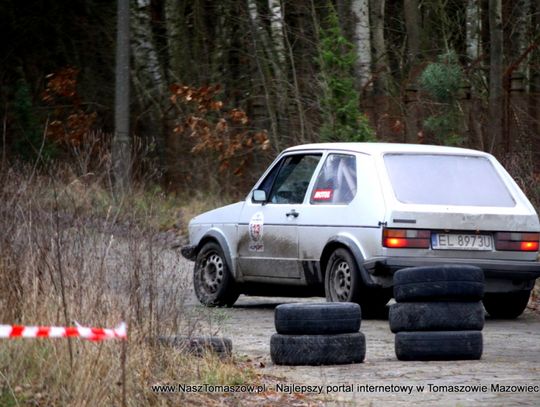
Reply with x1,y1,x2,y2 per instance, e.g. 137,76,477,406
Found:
383,154,516,207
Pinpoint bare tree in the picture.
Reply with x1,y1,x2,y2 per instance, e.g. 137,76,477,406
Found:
466,0,481,63
369,0,387,96
509,0,531,81
404,0,420,65
488,0,503,153
351,0,372,88
113,0,131,195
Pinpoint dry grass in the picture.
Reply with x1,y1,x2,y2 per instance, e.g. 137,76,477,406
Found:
0,164,261,407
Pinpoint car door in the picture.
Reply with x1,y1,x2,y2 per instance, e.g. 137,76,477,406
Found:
298,152,378,262
237,153,322,281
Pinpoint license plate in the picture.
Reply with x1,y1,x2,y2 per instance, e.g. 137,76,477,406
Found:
432,234,494,251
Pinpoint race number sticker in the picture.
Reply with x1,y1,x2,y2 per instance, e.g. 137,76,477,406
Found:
313,189,333,201
248,212,264,252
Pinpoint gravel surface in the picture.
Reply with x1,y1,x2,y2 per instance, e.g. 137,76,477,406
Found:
222,296,540,406
177,257,540,406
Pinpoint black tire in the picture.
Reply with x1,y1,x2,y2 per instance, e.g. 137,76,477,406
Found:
359,287,392,319
393,265,484,302
274,302,361,335
325,248,362,303
389,302,485,333
156,335,232,358
395,331,483,361
193,241,239,307
270,333,366,366
483,290,531,319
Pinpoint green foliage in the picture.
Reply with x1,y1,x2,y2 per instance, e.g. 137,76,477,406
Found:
419,51,463,103
318,7,374,143
419,51,464,146
424,113,463,146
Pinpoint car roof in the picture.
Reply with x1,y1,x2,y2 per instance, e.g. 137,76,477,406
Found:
283,142,490,157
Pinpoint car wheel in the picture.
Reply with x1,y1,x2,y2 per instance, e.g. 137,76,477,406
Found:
274,302,361,335
395,331,483,361
270,332,366,365
393,265,485,302
325,248,361,303
389,302,485,333
193,241,239,307
483,290,531,319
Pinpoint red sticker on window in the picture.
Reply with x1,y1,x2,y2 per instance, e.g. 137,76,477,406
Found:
313,189,333,200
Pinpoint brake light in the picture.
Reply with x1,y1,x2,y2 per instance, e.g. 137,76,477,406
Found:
495,232,540,252
383,228,430,249
521,241,539,251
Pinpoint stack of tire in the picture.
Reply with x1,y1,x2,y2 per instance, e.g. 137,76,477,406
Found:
390,265,485,361
270,302,365,366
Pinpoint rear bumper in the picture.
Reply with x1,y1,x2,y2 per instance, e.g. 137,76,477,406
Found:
367,256,540,280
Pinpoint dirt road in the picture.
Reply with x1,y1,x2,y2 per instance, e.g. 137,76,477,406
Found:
177,257,540,406
219,296,540,406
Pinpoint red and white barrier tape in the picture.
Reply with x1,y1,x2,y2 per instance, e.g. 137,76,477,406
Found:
0,322,127,341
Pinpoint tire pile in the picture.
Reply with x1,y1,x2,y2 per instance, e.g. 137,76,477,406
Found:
390,265,485,361
270,302,366,366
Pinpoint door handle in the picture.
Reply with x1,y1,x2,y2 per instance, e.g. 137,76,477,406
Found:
286,209,299,218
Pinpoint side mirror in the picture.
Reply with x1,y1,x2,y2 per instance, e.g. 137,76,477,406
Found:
252,189,267,203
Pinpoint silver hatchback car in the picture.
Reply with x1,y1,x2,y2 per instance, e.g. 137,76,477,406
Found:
182,143,540,318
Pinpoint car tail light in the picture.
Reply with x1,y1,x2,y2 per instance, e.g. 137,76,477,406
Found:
495,232,540,252
383,228,430,249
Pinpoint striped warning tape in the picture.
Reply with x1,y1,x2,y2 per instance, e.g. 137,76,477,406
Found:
0,322,127,341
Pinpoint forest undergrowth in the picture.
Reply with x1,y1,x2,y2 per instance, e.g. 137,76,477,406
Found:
0,162,303,406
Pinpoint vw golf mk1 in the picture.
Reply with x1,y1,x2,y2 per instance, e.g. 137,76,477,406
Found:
182,143,540,318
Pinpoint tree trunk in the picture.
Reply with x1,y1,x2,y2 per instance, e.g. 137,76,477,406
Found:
488,0,503,154
132,0,167,177
465,0,483,149
131,0,166,104
351,0,371,89
504,0,530,153
404,0,420,66
164,0,186,80
509,0,530,81
529,0,540,168
113,0,131,195
247,0,283,150
282,1,316,144
466,0,481,63
369,0,387,96
337,0,352,37
268,0,286,65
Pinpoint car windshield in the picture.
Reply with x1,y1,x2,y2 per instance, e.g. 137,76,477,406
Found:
384,154,516,207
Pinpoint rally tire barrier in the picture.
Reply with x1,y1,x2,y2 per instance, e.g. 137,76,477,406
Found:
391,265,485,361
270,301,366,366
389,302,485,333
270,332,366,365
395,331,483,361
274,302,361,335
393,265,484,302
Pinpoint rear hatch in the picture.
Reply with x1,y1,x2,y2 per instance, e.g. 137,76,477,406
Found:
378,153,540,261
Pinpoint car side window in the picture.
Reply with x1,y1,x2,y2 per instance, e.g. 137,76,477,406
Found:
311,154,357,204
261,154,322,204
